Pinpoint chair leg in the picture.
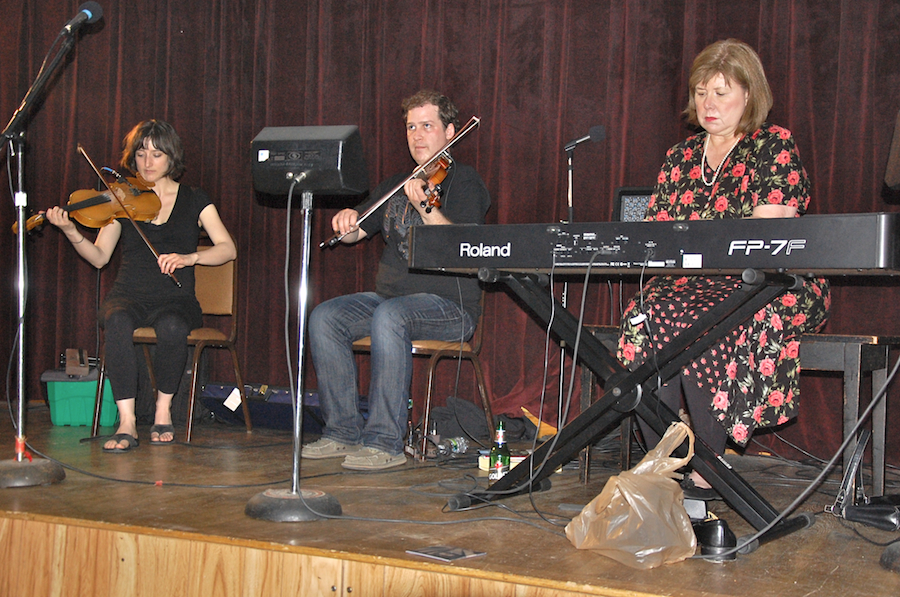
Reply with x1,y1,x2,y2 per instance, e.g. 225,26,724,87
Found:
421,354,441,459
91,355,106,437
421,352,493,457
873,364,888,496
469,357,494,437
228,346,252,433
184,344,252,442
841,343,863,496
185,344,206,443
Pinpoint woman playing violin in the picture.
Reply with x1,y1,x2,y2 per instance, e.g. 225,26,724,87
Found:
46,120,236,452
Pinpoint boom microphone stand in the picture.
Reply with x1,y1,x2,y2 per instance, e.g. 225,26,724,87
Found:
554,126,605,429
0,2,104,488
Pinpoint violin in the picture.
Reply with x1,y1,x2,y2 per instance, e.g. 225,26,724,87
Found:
13,175,160,234
417,155,451,214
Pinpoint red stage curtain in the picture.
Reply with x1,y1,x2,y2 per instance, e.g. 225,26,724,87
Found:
2,1,899,465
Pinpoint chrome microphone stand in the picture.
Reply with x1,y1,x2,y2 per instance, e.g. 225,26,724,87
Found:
245,188,341,521
245,124,367,522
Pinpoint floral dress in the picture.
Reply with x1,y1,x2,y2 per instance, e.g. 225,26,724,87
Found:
617,124,830,446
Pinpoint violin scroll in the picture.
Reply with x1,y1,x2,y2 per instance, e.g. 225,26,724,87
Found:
418,155,451,214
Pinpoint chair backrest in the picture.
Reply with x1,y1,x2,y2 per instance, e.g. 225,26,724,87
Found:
612,186,653,222
193,247,238,340
195,259,235,315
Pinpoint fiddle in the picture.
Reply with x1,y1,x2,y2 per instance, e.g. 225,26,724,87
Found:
13,174,160,234
417,154,451,214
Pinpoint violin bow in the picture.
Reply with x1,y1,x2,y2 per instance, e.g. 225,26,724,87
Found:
320,115,481,248
76,144,181,287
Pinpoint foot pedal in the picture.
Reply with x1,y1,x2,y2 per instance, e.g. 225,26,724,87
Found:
826,429,870,518
827,429,900,531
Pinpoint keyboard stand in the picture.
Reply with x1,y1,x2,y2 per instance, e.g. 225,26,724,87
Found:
454,269,815,550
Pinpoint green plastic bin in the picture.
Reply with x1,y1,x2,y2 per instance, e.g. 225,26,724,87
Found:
41,368,117,427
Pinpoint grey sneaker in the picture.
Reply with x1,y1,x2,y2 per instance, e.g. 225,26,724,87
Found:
341,446,407,471
301,437,362,459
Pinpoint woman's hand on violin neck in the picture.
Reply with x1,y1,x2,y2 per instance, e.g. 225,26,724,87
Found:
157,252,197,275
44,206,77,233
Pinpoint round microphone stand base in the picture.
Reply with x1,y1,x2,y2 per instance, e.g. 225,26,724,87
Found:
0,458,65,488
245,488,342,522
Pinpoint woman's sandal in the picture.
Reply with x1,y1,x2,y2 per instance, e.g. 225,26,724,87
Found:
102,433,139,453
149,424,176,445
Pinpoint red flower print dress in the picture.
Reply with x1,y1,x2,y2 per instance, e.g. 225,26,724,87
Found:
617,124,830,446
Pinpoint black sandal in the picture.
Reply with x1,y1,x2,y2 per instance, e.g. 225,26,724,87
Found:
149,424,176,445
102,433,139,453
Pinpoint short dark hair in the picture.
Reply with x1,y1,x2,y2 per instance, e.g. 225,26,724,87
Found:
683,39,773,135
120,120,186,180
400,90,459,130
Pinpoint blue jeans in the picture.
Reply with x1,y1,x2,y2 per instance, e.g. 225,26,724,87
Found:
309,292,475,455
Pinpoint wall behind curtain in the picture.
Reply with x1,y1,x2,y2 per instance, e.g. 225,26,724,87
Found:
2,0,899,463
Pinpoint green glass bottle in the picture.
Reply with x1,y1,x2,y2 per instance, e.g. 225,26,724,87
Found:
488,420,510,480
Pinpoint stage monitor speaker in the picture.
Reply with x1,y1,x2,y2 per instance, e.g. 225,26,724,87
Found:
251,125,368,196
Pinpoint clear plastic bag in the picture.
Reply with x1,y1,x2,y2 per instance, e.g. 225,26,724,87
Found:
565,422,697,569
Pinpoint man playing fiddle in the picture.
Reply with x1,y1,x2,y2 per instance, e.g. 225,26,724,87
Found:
303,89,491,470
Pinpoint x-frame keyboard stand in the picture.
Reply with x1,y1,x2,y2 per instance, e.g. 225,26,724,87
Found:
454,268,815,549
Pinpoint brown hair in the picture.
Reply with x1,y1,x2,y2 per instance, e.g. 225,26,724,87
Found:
683,39,773,135
120,120,186,180
400,90,460,130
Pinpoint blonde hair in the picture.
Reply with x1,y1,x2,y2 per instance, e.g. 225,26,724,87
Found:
683,39,773,135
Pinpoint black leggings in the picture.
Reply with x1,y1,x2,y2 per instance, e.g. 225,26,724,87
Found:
104,309,190,401
636,373,728,456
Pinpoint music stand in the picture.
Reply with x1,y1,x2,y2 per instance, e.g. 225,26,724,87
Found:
245,125,367,522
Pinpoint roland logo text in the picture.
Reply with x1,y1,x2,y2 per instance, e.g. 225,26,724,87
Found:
459,242,512,258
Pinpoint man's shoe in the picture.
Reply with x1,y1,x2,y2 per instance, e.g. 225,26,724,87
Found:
341,447,407,471
302,437,362,459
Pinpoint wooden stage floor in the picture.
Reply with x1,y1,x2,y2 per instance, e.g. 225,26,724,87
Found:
2,404,900,596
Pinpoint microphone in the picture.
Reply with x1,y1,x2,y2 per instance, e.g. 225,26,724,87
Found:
62,2,103,36
564,125,606,152
100,166,127,183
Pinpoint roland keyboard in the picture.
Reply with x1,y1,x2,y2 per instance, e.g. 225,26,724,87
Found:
408,212,900,276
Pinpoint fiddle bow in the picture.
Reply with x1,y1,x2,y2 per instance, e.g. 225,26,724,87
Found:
319,115,481,248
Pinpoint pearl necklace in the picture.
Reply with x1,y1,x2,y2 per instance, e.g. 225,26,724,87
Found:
701,133,743,187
